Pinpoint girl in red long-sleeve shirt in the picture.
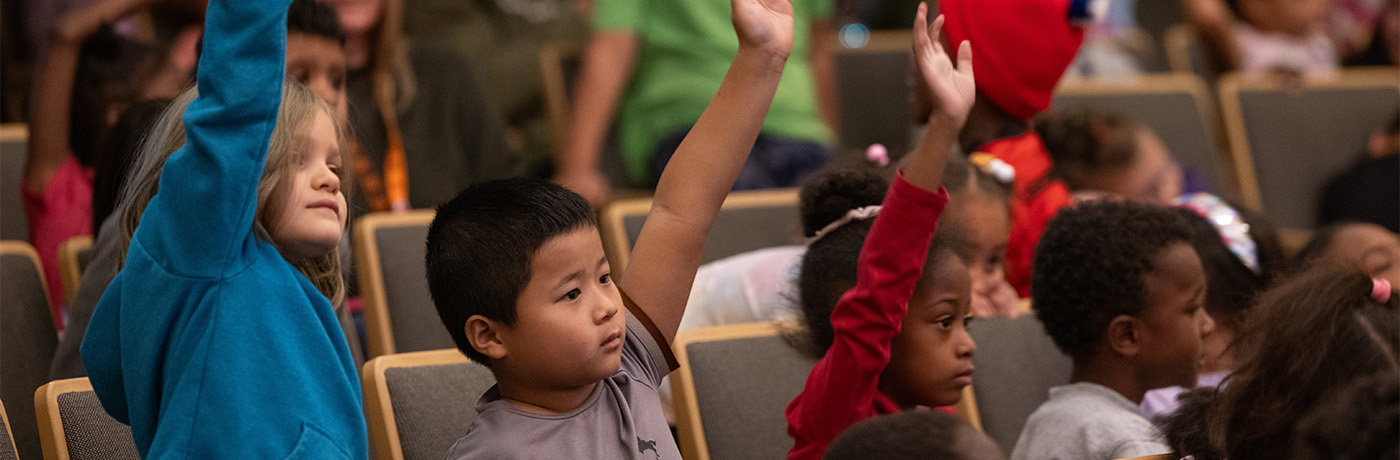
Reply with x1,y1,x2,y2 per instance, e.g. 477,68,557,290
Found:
785,5,980,459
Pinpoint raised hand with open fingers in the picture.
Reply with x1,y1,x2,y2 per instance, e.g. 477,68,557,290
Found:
731,0,795,62
913,2,975,130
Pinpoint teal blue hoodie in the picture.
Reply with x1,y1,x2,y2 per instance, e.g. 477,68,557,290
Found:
81,0,367,457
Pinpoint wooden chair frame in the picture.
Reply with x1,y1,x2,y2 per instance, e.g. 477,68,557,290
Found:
599,188,800,275
58,235,94,304
0,400,14,458
1217,68,1400,211
670,322,982,460
0,124,25,142
1163,23,1197,75
670,322,785,460
353,209,437,359
34,377,93,460
2,240,53,309
1053,72,1234,197
361,348,471,460
539,44,574,155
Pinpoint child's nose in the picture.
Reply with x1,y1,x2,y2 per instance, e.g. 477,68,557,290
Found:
595,296,619,324
316,165,340,193
956,328,976,358
1198,309,1216,336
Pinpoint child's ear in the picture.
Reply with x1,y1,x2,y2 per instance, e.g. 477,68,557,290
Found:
464,315,508,360
1106,314,1141,358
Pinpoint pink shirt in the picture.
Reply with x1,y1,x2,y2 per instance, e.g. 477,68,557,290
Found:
23,155,94,326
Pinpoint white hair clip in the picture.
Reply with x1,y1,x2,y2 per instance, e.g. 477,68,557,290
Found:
807,206,882,244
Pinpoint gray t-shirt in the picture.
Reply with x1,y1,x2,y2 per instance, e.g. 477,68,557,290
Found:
1010,382,1171,460
443,305,679,459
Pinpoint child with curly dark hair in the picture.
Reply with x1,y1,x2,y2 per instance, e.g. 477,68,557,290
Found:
1210,265,1398,460
1011,200,1214,460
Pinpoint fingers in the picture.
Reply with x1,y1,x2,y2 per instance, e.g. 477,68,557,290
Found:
957,39,973,78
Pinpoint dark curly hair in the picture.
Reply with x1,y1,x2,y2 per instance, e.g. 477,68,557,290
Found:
1173,205,1284,333
795,166,965,359
1291,373,1399,460
1210,265,1399,460
1034,110,1143,192
1031,200,1194,358
823,410,993,460
1162,387,1225,460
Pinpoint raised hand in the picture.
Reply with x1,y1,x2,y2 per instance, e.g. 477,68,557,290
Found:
912,3,975,130
731,0,795,60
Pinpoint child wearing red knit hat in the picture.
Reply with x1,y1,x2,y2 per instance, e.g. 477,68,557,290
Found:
923,0,1094,298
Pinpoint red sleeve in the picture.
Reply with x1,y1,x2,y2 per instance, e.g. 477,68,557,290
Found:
784,171,949,460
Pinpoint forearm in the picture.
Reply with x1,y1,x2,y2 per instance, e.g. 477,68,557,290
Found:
25,40,81,191
902,119,956,192
809,20,838,138
621,47,788,343
557,32,638,174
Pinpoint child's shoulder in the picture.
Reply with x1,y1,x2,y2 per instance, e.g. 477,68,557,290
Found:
1016,383,1166,459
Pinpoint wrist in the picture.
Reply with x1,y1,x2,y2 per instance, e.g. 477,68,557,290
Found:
734,46,790,75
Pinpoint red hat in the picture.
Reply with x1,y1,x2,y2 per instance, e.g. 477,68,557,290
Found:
941,0,1093,120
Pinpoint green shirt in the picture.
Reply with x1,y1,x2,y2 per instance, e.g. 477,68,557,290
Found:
593,0,834,185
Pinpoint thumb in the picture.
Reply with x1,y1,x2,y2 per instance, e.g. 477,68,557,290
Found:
956,40,974,77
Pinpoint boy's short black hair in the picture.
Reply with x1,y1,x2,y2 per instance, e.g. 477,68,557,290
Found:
1031,200,1193,358
426,178,596,364
287,0,345,44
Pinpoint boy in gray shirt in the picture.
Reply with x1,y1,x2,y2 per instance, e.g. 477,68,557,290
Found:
424,0,799,457
1011,202,1216,460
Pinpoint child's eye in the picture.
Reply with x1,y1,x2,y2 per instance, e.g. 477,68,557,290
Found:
936,316,955,328
963,316,974,328
561,289,581,301
599,273,611,285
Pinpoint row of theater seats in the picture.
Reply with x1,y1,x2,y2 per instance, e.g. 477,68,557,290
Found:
1,59,1395,459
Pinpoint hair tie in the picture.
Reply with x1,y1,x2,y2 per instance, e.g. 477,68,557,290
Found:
807,206,882,244
968,153,1016,184
1172,193,1260,275
1372,278,1393,303
865,144,890,167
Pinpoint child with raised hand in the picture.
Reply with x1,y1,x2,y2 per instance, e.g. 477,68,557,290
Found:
80,0,368,457
25,0,178,315
424,0,798,457
784,5,975,459
1012,201,1212,460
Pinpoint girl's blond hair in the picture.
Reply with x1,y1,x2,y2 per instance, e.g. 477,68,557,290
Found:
115,80,351,306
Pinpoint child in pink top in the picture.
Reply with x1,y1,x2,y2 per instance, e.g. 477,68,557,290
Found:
25,0,184,316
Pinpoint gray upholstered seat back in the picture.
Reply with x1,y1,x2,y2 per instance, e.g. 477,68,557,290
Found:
622,201,801,267
0,244,57,459
57,390,139,460
1,402,17,460
1,133,28,241
1235,84,1399,228
1051,79,1228,194
385,362,496,460
968,314,1073,454
834,48,913,160
685,333,816,460
376,224,455,354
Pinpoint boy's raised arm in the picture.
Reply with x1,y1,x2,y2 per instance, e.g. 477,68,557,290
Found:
618,0,794,345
